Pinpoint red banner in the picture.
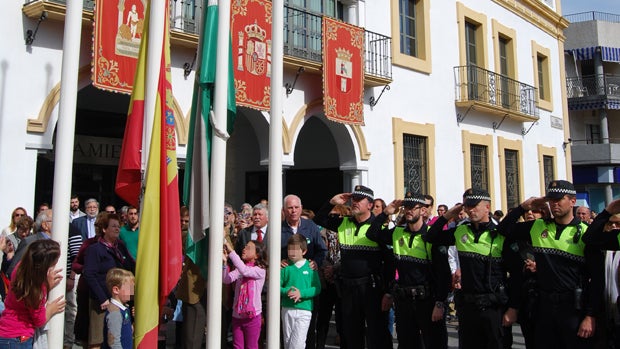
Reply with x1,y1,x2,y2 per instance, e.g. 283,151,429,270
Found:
92,0,146,94
323,17,365,125
231,0,272,111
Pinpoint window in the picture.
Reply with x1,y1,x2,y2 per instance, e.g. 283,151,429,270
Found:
587,124,601,144
462,131,494,199
504,149,520,208
391,0,431,73
465,21,479,100
470,144,489,191
393,118,436,200
492,20,518,111
399,0,418,57
403,134,428,194
532,41,552,111
543,155,554,189
457,3,488,102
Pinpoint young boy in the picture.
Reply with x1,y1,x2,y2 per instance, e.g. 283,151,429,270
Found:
280,234,321,349
103,268,134,349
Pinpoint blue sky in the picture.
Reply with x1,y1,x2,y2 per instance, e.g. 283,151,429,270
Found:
562,0,620,15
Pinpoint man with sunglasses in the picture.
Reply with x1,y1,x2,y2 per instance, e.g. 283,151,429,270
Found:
427,188,520,349
498,180,603,349
367,192,450,349
314,185,392,349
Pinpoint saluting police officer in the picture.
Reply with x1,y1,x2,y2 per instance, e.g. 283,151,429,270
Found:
427,188,521,349
314,185,392,349
497,180,604,349
366,192,450,349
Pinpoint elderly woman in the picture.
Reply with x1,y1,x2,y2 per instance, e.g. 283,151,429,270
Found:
1,207,27,237
83,213,134,349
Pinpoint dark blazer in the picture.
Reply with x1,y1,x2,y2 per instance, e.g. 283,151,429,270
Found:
281,218,327,267
71,216,92,241
234,226,269,256
83,240,135,305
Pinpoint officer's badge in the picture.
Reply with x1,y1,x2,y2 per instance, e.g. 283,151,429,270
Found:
399,237,405,246
541,230,549,238
461,235,468,243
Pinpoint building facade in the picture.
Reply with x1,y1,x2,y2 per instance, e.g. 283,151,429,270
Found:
0,0,570,219
564,11,620,213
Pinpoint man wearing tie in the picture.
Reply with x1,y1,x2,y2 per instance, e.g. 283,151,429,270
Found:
235,203,269,254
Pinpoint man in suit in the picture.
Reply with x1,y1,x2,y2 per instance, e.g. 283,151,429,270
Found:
234,203,269,254
71,198,99,241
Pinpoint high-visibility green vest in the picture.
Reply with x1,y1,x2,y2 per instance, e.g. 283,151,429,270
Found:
337,217,380,251
392,226,431,262
454,224,504,259
530,219,587,261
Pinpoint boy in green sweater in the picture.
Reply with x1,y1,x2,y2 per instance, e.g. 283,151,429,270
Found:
281,234,321,349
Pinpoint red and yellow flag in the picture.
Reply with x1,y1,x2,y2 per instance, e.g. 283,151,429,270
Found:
128,5,182,349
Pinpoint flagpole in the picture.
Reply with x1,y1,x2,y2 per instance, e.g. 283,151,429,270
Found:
267,0,284,348
142,0,166,173
206,0,231,347
48,0,83,347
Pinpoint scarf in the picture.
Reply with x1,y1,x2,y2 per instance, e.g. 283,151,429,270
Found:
236,261,257,318
99,237,126,267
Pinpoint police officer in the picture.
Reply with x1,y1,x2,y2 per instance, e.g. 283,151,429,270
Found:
583,198,620,250
497,180,604,349
314,185,392,349
427,188,520,349
366,192,450,349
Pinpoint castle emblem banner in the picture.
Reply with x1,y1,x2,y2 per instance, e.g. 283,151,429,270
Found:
231,0,272,111
92,0,146,94
323,17,365,125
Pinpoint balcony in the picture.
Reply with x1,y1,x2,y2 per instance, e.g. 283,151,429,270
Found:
454,65,539,122
566,74,620,110
23,0,392,86
570,140,620,166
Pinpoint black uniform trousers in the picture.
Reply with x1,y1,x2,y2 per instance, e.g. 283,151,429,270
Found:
339,277,391,349
456,296,506,349
535,292,593,349
394,296,447,349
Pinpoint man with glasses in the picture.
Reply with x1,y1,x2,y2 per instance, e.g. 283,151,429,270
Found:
71,198,99,241
427,188,521,349
498,180,603,349
367,192,450,349
314,185,392,349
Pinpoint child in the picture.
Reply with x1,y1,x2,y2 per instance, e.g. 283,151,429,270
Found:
103,268,134,349
280,234,321,349
0,239,65,347
223,239,267,349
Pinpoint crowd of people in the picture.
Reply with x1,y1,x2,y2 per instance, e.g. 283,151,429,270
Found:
2,180,620,349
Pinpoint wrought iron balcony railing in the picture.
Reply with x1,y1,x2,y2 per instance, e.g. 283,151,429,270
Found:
566,74,620,98
283,6,392,80
454,65,538,118
24,0,392,81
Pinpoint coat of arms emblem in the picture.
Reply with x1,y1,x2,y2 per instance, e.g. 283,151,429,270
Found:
237,21,271,77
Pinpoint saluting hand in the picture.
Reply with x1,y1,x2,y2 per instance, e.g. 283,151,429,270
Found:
384,200,402,215
443,204,463,221
330,193,351,206
605,199,620,215
520,196,547,211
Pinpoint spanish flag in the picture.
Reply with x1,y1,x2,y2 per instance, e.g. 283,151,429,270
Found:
131,5,182,349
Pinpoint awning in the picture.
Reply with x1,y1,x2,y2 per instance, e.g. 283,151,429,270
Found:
566,46,620,63
568,99,620,110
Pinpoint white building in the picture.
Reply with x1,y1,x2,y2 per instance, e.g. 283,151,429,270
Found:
0,0,571,219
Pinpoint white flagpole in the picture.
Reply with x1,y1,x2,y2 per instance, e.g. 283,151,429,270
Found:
267,0,284,348
48,0,83,347
206,0,230,347
142,0,166,174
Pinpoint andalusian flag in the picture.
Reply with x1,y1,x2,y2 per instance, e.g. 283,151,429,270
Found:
183,0,236,278
132,5,182,349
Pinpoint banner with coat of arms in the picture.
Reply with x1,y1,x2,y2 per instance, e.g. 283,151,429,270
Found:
92,0,146,94
322,17,365,125
231,0,272,111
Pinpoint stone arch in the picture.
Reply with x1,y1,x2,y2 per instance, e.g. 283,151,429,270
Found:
287,97,371,161
27,64,188,145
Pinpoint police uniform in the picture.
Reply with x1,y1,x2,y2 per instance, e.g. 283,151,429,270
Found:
314,185,391,349
366,192,450,349
497,180,604,349
427,189,520,349
583,209,620,250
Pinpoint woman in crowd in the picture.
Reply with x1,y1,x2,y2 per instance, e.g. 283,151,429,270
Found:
83,213,135,349
1,207,27,237
0,239,65,348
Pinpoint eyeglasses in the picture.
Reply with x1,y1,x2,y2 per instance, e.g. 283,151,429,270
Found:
106,211,116,214
606,221,620,227
13,213,24,217
224,211,233,216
